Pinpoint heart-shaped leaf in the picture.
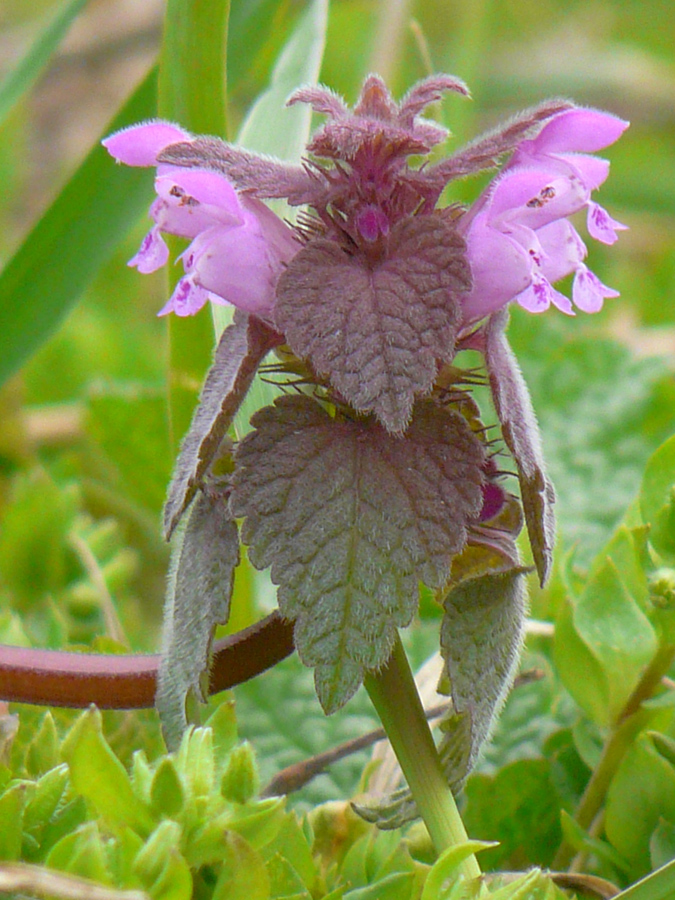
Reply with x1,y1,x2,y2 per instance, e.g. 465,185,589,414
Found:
230,394,484,712
275,215,471,434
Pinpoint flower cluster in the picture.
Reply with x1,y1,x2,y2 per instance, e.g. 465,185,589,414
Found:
104,75,628,442
104,75,627,332
103,124,299,317
459,108,628,323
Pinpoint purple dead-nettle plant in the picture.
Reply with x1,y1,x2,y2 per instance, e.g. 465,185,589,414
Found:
105,75,627,818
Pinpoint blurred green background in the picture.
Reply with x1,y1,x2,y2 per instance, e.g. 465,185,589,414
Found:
0,0,673,649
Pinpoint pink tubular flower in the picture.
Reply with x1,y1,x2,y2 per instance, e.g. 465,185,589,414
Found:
103,121,300,317
459,108,629,325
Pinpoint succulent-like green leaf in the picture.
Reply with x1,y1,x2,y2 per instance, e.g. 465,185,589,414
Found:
220,743,260,805
267,853,312,899
22,765,70,852
133,819,191,899
261,814,315,892
342,872,416,900
211,832,270,900
24,712,60,778
463,759,563,870
0,782,28,860
150,758,185,819
230,394,485,712
275,216,471,434
640,434,675,564
163,313,277,539
555,556,658,727
651,819,675,871
605,730,675,874
157,492,240,750
485,311,555,585
45,822,111,885
612,858,675,900
420,840,497,900
61,709,154,838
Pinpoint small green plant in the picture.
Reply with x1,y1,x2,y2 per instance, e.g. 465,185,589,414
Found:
1,2,675,899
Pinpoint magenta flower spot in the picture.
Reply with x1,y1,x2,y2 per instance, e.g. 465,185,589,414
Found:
478,481,507,523
159,276,213,317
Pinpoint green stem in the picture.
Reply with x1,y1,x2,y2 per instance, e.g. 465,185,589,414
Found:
364,635,481,881
553,643,675,870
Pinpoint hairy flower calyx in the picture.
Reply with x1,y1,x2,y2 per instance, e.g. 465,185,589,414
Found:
286,75,469,249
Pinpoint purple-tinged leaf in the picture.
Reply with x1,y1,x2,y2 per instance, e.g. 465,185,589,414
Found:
157,137,320,206
157,490,240,750
229,394,485,713
163,312,279,539
485,311,556,585
275,215,471,434
415,99,574,192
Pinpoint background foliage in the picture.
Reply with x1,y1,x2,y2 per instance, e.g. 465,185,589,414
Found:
0,0,674,897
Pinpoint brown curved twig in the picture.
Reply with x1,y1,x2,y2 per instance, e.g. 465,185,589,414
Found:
0,612,295,709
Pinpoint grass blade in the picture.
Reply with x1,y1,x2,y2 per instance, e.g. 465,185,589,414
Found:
0,67,157,388
0,0,89,127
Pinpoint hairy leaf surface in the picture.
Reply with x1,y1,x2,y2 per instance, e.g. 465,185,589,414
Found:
230,394,485,712
158,492,240,750
275,216,471,434
438,567,528,787
163,313,278,538
485,311,555,585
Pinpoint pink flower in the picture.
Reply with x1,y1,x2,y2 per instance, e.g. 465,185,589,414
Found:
103,121,299,317
459,109,629,325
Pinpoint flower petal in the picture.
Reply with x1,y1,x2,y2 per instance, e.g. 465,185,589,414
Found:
572,265,620,312
156,169,242,213
184,224,277,314
525,108,629,155
128,226,169,273
158,276,211,317
560,153,610,191
103,121,191,166
490,168,587,230
587,202,628,245
461,218,533,324
153,173,242,238
537,219,587,283
515,273,574,316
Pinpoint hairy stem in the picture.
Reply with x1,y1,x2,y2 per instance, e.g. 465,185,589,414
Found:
364,635,481,879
